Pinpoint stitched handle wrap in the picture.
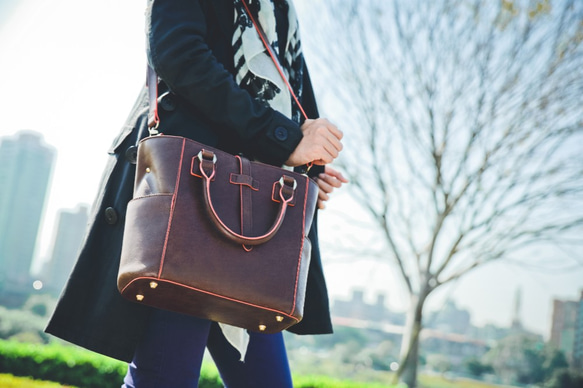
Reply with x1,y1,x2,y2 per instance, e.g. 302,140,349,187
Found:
198,150,296,245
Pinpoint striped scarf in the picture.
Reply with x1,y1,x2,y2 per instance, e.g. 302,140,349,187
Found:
232,0,304,123
221,0,304,361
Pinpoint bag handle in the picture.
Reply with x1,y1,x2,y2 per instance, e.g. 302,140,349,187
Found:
147,0,309,132
197,149,298,245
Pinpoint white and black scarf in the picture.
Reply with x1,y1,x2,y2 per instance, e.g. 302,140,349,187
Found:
220,0,304,361
232,0,304,123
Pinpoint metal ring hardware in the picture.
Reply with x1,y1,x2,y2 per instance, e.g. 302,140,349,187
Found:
279,176,297,191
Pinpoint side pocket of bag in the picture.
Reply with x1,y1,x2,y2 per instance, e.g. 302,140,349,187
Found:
291,236,312,318
117,194,173,293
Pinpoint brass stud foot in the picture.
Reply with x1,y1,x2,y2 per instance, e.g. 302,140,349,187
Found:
258,325,266,331
276,316,284,322
150,281,158,289
136,294,144,301
146,167,151,173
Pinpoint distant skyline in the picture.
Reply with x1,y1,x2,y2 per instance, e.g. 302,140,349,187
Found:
0,0,581,338
0,131,56,291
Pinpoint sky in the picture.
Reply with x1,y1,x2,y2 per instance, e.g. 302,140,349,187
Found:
0,0,582,338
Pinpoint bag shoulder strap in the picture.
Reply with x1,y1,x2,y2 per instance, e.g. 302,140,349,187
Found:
239,0,308,121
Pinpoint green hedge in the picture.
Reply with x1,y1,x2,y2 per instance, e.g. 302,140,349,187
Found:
293,375,391,388
0,340,224,388
0,340,392,388
0,373,69,388
0,340,127,388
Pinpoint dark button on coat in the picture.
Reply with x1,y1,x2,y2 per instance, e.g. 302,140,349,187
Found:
104,207,119,225
274,126,289,141
124,145,138,164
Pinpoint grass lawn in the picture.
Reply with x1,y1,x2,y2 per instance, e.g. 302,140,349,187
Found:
419,375,508,388
0,374,75,388
0,372,507,388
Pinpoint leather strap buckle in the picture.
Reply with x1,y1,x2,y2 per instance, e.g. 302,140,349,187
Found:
197,150,217,164
279,176,297,191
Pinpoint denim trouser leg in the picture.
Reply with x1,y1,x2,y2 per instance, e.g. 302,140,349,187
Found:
123,309,293,388
207,323,293,388
123,309,210,388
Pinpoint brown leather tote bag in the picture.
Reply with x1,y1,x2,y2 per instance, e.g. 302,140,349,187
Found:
119,3,319,332
118,134,318,333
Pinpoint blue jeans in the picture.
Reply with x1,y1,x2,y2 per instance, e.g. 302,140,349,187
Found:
122,309,293,388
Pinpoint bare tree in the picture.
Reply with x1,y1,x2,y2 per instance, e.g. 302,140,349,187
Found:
296,0,583,386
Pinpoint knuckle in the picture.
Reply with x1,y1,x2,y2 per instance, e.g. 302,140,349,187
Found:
315,125,328,135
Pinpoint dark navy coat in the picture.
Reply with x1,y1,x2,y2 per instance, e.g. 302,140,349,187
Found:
46,0,332,362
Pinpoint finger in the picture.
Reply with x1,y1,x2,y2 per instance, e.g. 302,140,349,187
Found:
320,148,338,164
318,178,335,194
322,129,343,152
314,149,335,165
318,188,330,202
319,173,342,189
324,166,349,183
315,119,343,140
311,123,343,151
317,136,341,161
318,189,329,209
327,124,343,140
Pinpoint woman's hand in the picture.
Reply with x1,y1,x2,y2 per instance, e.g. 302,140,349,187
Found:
285,119,343,167
316,165,349,209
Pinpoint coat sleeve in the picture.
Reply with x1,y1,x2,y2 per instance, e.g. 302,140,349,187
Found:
147,0,303,166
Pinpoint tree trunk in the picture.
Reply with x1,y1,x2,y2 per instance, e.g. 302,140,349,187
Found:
394,290,429,387
399,328,420,387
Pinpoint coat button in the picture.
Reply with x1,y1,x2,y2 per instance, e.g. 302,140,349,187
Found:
159,93,177,111
274,127,288,141
125,145,138,164
104,207,118,225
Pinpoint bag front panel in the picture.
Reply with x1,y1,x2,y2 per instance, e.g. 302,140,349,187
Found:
160,136,310,314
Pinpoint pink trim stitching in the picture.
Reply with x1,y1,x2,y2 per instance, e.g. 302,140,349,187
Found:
121,276,299,321
130,193,173,202
158,138,186,278
290,177,310,315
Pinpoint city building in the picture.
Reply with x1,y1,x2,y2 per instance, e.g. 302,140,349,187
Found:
468,323,513,343
332,289,405,325
421,329,489,366
42,204,89,296
510,288,523,331
550,298,579,363
426,300,471,335
573,291,583,369
0,131,55,301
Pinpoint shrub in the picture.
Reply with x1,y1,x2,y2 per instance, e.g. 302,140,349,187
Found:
0,340,223,388
464,357,493,377
543,368,583,388
0,339,397,388
294,375,392,388
0,340,125,388
0,373,69,388
0,306,49,343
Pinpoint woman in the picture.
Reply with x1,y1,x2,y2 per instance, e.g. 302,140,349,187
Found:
46,0,346,386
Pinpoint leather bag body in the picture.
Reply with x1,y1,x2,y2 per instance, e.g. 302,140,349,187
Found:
118,135,318,333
